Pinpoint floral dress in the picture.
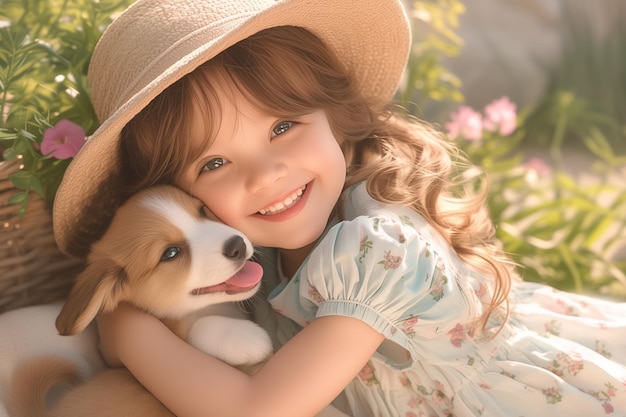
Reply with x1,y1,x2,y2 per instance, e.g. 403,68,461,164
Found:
253,183,626,417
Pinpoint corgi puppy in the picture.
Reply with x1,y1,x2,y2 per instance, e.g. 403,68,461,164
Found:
5,185,273,417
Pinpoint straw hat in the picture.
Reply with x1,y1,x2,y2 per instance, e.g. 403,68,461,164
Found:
53,0,411,259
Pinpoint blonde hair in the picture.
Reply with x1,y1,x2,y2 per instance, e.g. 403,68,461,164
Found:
119,26,517,331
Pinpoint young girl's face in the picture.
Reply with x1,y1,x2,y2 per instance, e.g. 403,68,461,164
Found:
176,82,347,250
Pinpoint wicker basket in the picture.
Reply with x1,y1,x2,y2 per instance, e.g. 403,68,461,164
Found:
0,159,84,314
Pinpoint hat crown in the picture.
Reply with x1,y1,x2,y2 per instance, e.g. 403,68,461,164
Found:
89,0,279,122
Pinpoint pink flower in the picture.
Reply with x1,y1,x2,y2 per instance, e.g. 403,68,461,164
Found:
445,106,483,141
448,323,467,348
525,157,551,176
41,119,86,159
378,250,402,270
401,316,418,337
307,286,324,303
358,362,379,386
483,97,517,136
524,157,552,184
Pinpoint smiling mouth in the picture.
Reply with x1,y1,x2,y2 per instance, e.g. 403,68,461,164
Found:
257,185,307,215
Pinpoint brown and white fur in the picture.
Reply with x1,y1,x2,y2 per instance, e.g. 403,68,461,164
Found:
5,185,273,417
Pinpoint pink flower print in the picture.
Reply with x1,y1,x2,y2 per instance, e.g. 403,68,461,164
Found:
407,397,429,417
553,298,578,316
416,381,455,413
429,272,447,301
448,323,467,348
358,362,379,386
431,381,454,412
445,105,483,141
359,235,373,263
401,316,419,338
307,286,324,303
482,96,517,136
569,360,584,375
607,386,616,398
41,119,86,159
473,282,487,299
584,382,618,415
378,250,402,270
400,373,413,390
545,352,584,377
544,319,561,336
542,386,563,404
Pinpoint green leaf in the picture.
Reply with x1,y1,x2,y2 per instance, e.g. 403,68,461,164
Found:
8,190,27,205
7,169,33,190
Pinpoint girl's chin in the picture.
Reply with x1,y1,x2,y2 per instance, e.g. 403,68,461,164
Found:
254,225,325,250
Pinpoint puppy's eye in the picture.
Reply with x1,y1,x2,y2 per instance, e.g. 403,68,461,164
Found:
161,246,181,262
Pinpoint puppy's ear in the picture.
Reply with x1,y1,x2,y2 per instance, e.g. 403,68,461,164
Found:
56,259,128,336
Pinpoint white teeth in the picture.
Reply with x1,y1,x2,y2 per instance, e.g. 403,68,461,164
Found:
258,186,305,215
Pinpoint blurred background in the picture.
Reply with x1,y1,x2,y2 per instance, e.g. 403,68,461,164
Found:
400,0,626,298
405,0,625,153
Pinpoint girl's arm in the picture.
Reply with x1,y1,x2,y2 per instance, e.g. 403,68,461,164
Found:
98,303,383,417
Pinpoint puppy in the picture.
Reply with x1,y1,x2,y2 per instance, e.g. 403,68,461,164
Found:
5,185,273,417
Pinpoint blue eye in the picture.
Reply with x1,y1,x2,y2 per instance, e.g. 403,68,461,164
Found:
160,246,181,262
272,121,293,137
203,157,226,171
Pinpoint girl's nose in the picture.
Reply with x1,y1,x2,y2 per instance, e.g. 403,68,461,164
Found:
245,156,288,192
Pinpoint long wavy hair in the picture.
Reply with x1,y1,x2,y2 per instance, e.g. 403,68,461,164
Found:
118,26,518,331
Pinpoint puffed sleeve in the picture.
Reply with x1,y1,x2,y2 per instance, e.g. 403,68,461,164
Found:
296,214,476,368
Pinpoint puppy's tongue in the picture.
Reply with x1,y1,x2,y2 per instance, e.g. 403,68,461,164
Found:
225,261,263,287
191,261,263,296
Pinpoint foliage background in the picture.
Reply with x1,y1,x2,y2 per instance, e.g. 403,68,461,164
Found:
403,0,626,299
1,0,625,298
0,0,133,212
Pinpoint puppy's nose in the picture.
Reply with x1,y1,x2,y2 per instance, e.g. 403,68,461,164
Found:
223,235,247,260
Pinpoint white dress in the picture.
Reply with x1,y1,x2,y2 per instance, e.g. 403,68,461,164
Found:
253,183,626,417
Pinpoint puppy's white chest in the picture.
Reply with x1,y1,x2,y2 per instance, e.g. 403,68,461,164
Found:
188,315,273,366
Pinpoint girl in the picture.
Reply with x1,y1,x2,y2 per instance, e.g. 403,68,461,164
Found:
52,0,626,416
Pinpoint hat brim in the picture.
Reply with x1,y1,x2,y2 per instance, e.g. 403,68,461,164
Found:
53,0,411,259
